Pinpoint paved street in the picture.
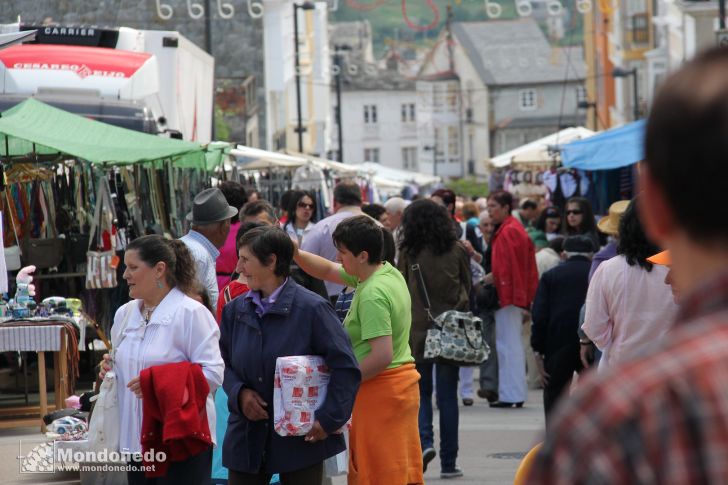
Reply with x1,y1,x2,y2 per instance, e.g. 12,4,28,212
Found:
0,390,544,485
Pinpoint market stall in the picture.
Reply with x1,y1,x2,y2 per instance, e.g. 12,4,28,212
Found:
0,99,224,429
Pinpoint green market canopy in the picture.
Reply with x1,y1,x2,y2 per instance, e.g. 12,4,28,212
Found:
0,98,214,168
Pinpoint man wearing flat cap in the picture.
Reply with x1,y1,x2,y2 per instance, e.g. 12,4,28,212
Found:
530,235,594,423
180,188,238,309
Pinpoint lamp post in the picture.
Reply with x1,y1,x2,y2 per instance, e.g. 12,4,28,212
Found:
612,67,639,121
423,142,438,177
293,1,315,153
333,44,351,163
577,100,598,130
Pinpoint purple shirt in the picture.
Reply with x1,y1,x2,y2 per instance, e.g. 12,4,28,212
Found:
245,278,289,316
588,241,618,282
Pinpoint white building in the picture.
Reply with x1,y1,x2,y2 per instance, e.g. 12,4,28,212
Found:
332,59,419,171
646,0,721,106
263,0,332,155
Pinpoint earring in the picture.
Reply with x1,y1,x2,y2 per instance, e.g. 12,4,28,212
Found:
156,279,163,289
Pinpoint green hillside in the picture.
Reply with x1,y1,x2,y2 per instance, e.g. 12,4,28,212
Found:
331,0,584,56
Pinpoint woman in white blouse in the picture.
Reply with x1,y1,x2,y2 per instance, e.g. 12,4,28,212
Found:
99,235,224,484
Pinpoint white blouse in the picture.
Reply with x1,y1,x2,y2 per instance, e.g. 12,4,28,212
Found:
111,287,224,454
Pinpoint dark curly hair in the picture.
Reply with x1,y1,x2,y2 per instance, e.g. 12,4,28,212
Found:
563,197,598,236
617,199,659,271
399,199,457,258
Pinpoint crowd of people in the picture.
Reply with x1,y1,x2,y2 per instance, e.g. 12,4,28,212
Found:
95,47,728,485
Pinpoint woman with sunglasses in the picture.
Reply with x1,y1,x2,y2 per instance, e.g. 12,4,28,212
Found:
282,191,317,245
562,197,601,250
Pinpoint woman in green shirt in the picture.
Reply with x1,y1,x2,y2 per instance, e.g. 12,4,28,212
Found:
294,215,424,485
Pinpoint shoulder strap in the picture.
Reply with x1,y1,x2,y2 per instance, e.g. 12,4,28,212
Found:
110,304,134,360
411,263,435,321
223,285,232,304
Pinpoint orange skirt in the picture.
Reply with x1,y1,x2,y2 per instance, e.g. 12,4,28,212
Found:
348,363,424,485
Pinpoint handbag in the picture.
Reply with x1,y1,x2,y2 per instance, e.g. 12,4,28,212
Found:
3,191,21,271
87,305,133,454
21,182,65,269
86,176,119,290
411,263,490,367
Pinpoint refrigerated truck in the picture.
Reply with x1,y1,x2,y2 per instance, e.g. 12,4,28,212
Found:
0,24,214,142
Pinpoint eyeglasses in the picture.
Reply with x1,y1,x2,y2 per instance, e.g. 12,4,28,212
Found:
298,202,314,210
566,209,583,216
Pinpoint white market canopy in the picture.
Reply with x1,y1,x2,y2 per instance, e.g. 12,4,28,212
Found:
489,127,595,168
353,162,441,187
231,146,440,189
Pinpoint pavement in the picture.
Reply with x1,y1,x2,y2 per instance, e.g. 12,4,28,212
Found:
0,390,545,485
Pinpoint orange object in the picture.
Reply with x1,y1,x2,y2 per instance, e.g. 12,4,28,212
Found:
514,442,543,485
647,250,671,266
348,364,423,485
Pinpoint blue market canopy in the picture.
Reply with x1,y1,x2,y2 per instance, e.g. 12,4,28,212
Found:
560,120,646,170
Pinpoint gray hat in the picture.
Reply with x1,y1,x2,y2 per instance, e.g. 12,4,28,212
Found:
563,235,596,253
186,188,238,224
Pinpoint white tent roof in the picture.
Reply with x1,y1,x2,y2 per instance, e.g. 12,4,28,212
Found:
232,146,360,174
489,127,595,168
352,162,441,186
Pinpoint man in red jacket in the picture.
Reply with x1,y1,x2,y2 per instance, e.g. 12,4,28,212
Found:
485,190,539,408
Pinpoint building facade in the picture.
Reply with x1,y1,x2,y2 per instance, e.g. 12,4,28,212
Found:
419,18,586,179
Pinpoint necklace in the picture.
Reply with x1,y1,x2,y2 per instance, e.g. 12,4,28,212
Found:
142,304,157,324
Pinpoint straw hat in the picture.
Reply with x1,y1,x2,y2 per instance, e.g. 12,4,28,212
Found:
597,200,630,236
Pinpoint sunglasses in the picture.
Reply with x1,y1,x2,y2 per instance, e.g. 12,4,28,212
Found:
297,202,314,210
566,209,583,216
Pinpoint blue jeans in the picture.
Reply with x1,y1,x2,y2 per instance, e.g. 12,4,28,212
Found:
416,362,460,471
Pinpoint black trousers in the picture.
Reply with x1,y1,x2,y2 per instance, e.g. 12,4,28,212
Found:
229,462,324,485
127,446,212,485
543,345,583,425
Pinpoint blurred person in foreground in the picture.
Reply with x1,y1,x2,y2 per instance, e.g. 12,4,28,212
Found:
528,47,728,483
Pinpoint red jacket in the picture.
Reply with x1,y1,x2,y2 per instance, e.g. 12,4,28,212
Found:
140,362,211,477
491,215,539,309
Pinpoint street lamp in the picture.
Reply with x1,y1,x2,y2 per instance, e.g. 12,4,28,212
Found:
333,44,352,163
612,67,640,121
423,143,438,177
577,100,598,130
293,1,315,153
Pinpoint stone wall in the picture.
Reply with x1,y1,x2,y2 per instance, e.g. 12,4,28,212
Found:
0,0,265,144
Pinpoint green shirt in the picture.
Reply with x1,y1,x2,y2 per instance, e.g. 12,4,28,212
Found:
339,262,414,368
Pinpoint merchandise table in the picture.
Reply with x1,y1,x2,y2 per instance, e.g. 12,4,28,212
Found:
0,318,79,432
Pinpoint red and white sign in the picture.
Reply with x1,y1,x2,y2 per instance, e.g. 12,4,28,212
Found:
0,44,159,100
0,44,151,78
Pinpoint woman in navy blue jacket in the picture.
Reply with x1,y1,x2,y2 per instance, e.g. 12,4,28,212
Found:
219,226,361,485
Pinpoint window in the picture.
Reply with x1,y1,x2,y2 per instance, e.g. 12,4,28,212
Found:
519,89,537,111
364,105,378,124
364,148,380,163
632,13,649,44
433,127,444,156
446,84,459,109
402,147,418,170
401,103,415,123
576,86,587,104
448,126,460,157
